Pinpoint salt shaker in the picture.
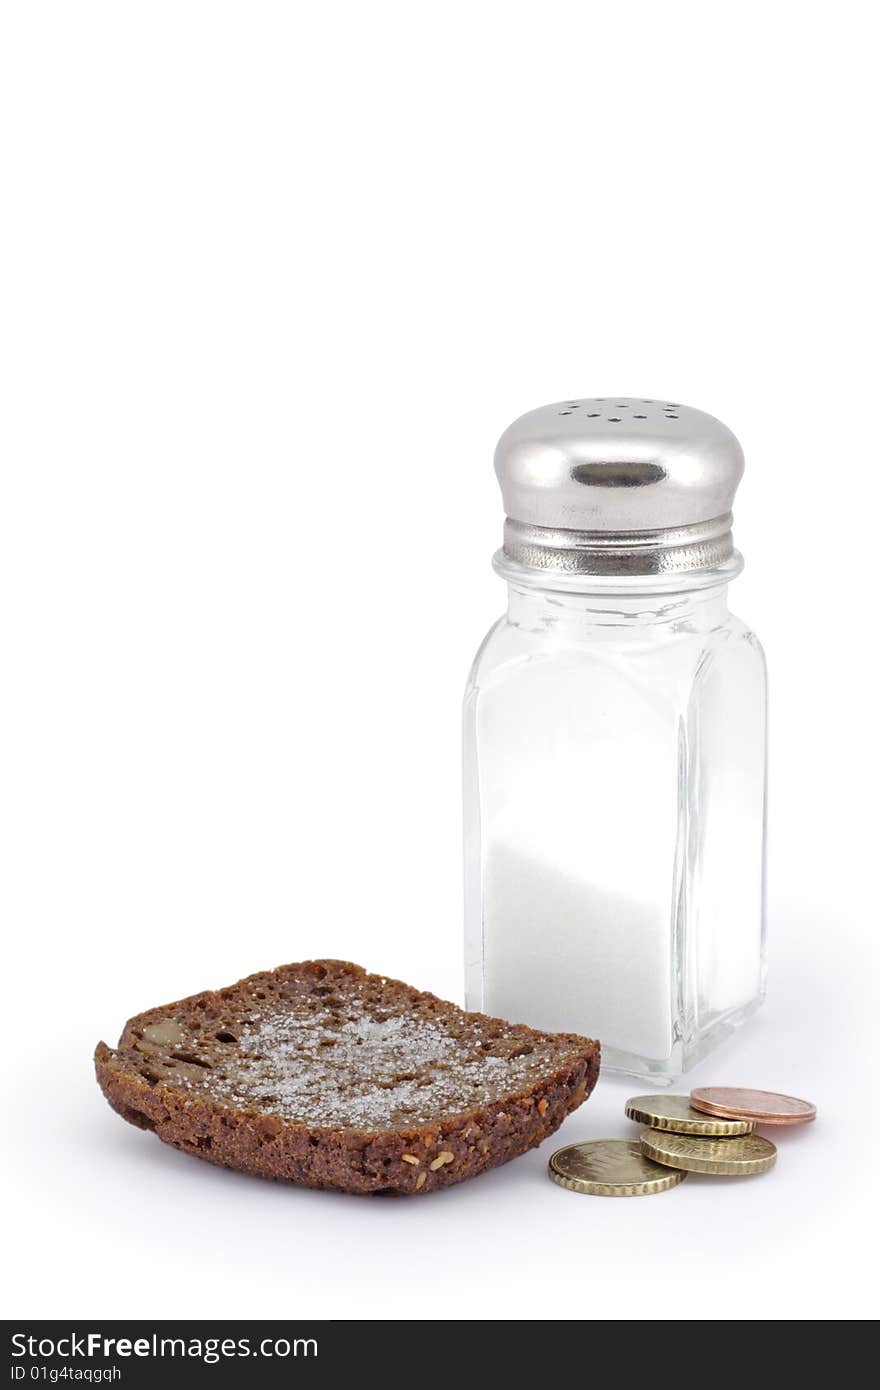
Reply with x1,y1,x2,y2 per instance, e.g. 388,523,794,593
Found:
463,398,767,1079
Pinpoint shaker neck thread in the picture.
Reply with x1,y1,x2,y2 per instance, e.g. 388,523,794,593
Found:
504,575,733,633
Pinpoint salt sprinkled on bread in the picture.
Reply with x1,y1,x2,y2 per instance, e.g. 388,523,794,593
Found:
95,959,599,1195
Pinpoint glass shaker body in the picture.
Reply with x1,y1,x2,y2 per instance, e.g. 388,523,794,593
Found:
464,560,767,1080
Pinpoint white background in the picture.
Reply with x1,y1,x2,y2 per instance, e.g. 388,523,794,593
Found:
2,1,878,1322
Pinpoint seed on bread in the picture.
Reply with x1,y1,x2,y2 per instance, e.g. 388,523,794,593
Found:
141,1019,185,1045
429,1151,455,1171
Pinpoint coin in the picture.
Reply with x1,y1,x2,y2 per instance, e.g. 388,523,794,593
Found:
689,1086,816,1126
640,1127,777,1175
625,1094,755,1136
549,1138,686,1196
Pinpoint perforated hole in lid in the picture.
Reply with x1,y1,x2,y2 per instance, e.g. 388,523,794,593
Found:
556,397,688,424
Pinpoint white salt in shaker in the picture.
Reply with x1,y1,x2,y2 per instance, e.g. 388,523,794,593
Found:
463,398,767,1080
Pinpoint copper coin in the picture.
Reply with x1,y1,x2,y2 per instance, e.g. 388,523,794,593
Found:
689,1086,816,1126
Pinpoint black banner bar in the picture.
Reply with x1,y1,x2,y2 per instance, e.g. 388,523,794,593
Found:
4,1321,557,1384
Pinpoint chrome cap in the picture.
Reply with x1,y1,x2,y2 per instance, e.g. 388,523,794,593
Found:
495,397,744,576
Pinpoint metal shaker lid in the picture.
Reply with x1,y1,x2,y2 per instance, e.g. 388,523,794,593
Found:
495,397,744,577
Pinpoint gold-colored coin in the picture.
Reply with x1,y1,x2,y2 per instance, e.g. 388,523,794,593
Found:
625,1094,755,1136
549,1139,687,1196
639,1127,777,1176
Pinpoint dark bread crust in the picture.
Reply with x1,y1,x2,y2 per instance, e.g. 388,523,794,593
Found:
95,960,599,1195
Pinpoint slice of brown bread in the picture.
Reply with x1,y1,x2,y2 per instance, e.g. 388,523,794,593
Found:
95,959,599,1195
